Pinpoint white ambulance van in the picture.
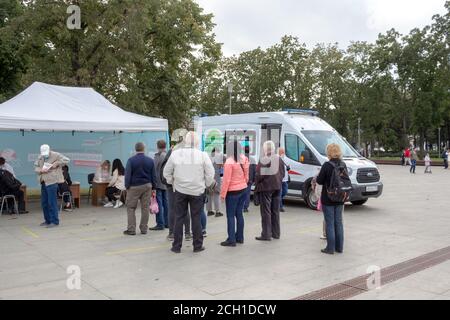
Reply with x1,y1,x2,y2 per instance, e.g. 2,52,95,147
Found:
195,109,383,210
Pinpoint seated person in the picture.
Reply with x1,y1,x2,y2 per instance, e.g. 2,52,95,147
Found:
0,157,15,177
58,165,73,211
0,169,27,214
94,160,111,182
104,159,126,209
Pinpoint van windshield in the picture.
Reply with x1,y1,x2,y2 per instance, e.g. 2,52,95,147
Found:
302,130,359,158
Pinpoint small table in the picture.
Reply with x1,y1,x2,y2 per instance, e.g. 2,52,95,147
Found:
91,181,110,206
70,182,80,208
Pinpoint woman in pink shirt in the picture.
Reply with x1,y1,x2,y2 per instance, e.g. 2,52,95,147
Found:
220,140,249,247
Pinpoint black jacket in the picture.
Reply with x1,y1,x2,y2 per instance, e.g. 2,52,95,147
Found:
316,159,346,206
254,155,285,193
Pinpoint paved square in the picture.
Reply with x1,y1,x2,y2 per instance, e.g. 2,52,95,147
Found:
0,165,449,300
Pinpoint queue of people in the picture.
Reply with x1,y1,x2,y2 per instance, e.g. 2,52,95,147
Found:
2,134,350,257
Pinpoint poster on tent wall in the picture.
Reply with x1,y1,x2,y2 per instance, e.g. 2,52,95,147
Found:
0,130,167,190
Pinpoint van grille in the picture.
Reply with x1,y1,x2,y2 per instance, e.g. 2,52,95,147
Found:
356,168,380,183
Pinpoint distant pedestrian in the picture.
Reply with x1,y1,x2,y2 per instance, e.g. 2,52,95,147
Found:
254,141,285,241
34,144,70,228
163,132,215,253
424,153,432,174
410,148,418,174
442,149,449,169
278,147,290,212
150,140,169,231
316,143,348,255
206,147,224,218
243,146,256,213
220,140,249,247
401,151,405,166
404,147,411,166
123,142,156,236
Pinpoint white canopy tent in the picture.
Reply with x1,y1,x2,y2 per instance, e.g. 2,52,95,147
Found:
0,82,168,132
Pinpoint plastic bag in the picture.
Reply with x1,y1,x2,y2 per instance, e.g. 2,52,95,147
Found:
150,194,159,214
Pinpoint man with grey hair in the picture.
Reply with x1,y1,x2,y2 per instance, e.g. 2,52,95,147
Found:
163,131,215,253
124,142,156,235
34,144,70,227
254,140,285,241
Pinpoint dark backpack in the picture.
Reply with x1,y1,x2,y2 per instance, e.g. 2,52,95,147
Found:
0,169,21,193
327,161,352,203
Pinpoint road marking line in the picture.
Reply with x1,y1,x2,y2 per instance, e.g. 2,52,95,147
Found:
21,227,39,239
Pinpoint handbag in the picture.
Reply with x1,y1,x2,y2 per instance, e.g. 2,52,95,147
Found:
150,193,159,214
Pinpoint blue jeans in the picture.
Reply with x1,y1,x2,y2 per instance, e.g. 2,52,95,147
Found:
41,183,59,225
155,189,168,228
225,190,246,243
280,181,288,208
410,159,417,173
322,204,344,253
244,183,252,210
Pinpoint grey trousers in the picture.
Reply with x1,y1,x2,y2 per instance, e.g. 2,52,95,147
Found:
206,191,221,212
126,183,152,233
167,186,191,235
259,190,281,239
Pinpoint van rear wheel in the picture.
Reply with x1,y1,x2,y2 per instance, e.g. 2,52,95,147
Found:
305,186,318,210
351,199,368,206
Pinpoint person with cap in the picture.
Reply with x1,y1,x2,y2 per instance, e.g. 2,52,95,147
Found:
163,131,215,253
34,144,70,227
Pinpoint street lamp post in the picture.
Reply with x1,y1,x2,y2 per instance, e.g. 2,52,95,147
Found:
438,127,441,155
357,117,361,150
227,83,233,115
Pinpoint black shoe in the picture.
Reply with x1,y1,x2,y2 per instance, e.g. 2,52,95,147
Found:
237,240,244,244
255,236,271,241
321,249,334,255
207,211,215,216
171,247,181,254
19,210,29,214
123,230,136,236
149,225,164,231
193,246,205,253
220,241,236,247
243,208,249,213
280,207,285,212
215,212,223,217
336,250,343,254
272,236,280,240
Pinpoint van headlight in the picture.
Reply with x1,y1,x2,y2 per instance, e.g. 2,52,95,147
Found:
347,167,353,176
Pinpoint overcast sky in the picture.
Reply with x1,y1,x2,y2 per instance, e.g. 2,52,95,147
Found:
196,0,448,56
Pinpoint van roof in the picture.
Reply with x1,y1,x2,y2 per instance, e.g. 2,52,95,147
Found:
196,111,333,131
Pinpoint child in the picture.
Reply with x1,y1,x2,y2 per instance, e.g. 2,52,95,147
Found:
424,153,432,174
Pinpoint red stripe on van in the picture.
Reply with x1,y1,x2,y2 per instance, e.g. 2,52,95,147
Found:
288,170,303,176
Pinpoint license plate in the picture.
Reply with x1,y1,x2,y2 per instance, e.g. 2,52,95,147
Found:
366,186,378,192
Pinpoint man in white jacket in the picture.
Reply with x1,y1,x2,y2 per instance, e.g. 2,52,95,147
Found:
163,131,215,253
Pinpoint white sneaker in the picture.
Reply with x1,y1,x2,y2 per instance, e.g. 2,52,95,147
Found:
114,201,124,209
103,202,114,208
320,235,327,240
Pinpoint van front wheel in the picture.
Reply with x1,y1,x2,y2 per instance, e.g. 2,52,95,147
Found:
351,199,368,206
305,186,318,210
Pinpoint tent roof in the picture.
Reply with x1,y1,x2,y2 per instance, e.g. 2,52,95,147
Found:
0,82,168,132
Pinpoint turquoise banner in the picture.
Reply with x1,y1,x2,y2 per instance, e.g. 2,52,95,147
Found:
0,130,168,190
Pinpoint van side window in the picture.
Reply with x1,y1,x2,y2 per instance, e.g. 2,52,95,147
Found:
285,134,319,165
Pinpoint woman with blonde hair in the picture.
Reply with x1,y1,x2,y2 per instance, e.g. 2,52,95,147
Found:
316,143,348,254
